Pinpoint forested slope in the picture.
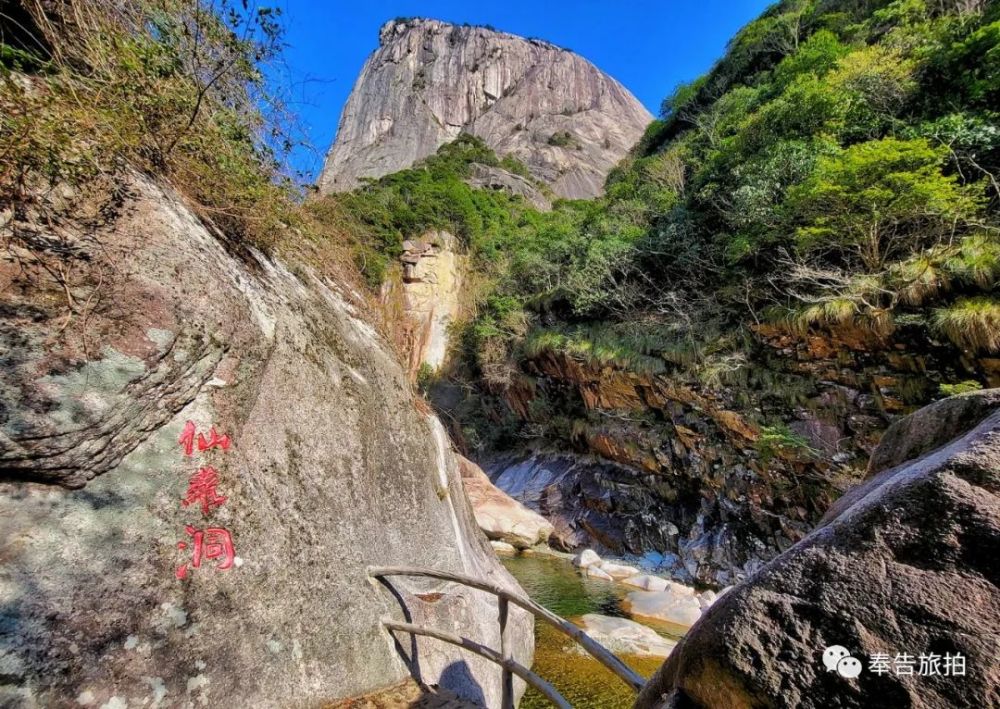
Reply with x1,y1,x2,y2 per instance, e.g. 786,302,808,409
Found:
318,0,1000,583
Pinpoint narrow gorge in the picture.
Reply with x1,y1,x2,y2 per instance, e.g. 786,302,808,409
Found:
1,1,998,708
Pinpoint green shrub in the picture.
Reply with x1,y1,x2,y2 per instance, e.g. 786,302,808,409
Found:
1,0,295,253
755,424,818,463
416,362,436,393
787,138,983,272
939,380,983,397
499,154,532,178
521,323,702,377
547,130,576,148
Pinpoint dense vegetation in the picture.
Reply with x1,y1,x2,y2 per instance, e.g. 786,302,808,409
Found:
625,0,1000,346
323,0,999,453
313,135,670,389
513,0,1000,356
0,0,338,256
309,134,562,288
6,0,997,456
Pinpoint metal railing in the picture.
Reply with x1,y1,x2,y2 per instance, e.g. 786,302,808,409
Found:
368,565,645,708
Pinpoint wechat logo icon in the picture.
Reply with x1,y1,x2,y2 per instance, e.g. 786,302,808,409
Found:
824,645,863,679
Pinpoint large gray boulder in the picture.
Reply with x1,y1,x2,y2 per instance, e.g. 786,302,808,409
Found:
317,18,652,199
460,456,553,549
0,174,532,708
636,390,1000,708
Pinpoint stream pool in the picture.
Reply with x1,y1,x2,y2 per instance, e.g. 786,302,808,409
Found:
501,554,684,709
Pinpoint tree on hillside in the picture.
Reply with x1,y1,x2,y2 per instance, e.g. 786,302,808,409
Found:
786,137,983,271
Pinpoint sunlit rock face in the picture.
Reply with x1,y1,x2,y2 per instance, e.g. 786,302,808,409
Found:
318,18,652,199
459,455,553,549
0,174,532,708
395,230,465,374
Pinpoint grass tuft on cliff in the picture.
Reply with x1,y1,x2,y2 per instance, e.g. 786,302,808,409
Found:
1,0,305,253
933,297,1000,353
521,324,672,376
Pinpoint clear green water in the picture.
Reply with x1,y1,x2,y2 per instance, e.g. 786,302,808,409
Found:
502,555,683,709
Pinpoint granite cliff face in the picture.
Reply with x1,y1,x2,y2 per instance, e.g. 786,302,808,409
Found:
388,229,465,376
318,18,652,199
0,174,532,708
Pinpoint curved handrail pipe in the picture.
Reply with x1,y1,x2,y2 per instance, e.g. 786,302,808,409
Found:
381,618,572,709
367,565,645,694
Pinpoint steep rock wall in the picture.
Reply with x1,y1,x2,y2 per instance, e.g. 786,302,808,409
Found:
388,229,465,376
471,319,997,587
318,18,652,199
0,175,532,708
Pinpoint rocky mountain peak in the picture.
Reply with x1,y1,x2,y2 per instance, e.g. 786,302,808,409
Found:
318,18,652,199
377,17,530,46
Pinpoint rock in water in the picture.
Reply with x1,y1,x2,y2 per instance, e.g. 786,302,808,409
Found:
623,590,703,629
597,561,641,579
460,456,554,548
585,566,614,581
317,18,652,199
0,174,532,708
489,540,517,555
622,574,670,592
573,549,603,568
578,614,677,658
636,390,1000,709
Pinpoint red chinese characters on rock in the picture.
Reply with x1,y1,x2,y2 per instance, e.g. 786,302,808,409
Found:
175,420,237,580
178,421,232,457
176,526,236,579
182,466,227,515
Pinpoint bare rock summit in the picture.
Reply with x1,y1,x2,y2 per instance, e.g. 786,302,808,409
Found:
318,18,652,199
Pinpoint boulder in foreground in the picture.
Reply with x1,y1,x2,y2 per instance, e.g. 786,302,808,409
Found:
636,390,1000,709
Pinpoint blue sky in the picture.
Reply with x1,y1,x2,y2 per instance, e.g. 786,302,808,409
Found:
269,0,774,180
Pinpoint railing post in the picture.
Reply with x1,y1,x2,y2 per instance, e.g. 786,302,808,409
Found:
368,565,646,695
499,596,514,709
380,618,572,709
